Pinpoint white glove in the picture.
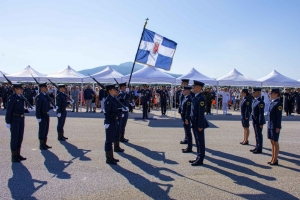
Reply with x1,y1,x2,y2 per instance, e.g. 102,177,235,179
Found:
147,101,149,104
37,119,42,123
122,107,129,112
104,124,110,129
57,113,61,118
70,99,74,104
28,107,35,112
122,114,124,118
6,124,10,129
56,106,59,110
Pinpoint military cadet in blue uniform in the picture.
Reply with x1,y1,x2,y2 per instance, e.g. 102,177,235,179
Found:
156,86,169,116
296,88,300,114
56,84,72,141
104,84,120,164
189,81,209,166
240,89,252,145
1,83,9,110
35,82,53,150
128,86,135,112
180,86,193,153
5,82,35,162
267,88,283,165
179,79,190,144
118,82,130,143
250,88,266,154
138,84,151,119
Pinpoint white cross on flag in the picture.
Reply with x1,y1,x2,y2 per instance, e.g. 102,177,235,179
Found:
135,29,177,71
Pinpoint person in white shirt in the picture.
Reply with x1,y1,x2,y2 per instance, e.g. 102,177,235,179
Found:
233,89,241,111
221,88,230,114
263,89,271,115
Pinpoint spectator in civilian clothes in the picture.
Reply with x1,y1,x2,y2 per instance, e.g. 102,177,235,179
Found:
84,85,95,112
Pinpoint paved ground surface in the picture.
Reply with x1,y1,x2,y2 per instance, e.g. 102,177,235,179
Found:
0,108,300,200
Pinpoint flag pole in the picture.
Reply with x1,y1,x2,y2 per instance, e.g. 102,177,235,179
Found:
127,18,149,87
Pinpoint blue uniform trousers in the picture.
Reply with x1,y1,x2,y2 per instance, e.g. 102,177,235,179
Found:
10,117,25,151
120,112,128,138
192,124,205,161
115,115,122,142
142,101,148,118
39,113,50,140
105,120,118,151
252,121,263,151
161,100,167,114
57,110,67,132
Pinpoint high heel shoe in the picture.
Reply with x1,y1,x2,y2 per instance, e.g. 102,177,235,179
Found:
240,141,249,145
269,160,279,165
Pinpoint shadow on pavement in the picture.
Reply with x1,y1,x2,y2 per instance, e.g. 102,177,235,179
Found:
110,165,173,199
41,150,72,179
147,119,218,128
203,163,298,200
8,162,47,200
124,143,178,164
59,141,91,161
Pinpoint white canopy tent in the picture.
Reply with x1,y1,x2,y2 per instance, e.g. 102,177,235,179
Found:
258,70,300,87
176,68,217,85
46,65,86,83
217,69,261,86
83,66,123,83
121,66,176,84
6,65,46,82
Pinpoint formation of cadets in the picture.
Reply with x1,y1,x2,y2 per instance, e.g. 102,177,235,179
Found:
0,79,296,166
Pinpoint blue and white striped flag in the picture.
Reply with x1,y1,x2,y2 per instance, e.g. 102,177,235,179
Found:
135,29,177,71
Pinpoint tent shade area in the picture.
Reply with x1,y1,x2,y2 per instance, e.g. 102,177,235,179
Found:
121,66,176,84
217,69,261,86
259,70,300,87
6,65,46,82
46,65,86,83
83,66,123,83
176,68,217,85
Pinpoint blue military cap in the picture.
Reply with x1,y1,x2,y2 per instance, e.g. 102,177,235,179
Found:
242,89,248,93
12,82,23,89
38,82,47,88
253,87,262,92
181,79,189,83
58,84,66,88
105,84,116,90
183,86,192,90
118,82,127,87
271,88,280,94
193,80,205,87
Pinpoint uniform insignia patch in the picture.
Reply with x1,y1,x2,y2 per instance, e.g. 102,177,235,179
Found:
260,104,264,108
187,102,190,105
200,101,204,106
278,106,282,111
246,102,249,105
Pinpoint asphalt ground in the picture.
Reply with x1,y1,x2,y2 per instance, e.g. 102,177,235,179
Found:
0,108,300,200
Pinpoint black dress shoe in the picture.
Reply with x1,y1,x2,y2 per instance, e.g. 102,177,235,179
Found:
180,140,188,144
269,160,278,165
250,148,257,152
189,159,197,163
240,141,249,145
191,160,204,166
182,148,192,153
267,161,272,164
120,138,129,142
252,150,262,154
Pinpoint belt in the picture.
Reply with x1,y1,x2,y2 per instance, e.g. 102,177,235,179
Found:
13,113,24,117
42,112,49,114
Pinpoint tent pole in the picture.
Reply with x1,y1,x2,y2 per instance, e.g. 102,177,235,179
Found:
216,82,219,115
283,87,285,111
80,80,83,112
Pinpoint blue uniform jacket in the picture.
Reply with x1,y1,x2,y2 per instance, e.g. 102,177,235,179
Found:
56,92,68,113
241,96,252,119
35,93,51,119
5,94,27,124
138,89,151,101
181,95,192,121
104,95,119,124
251,97,266,125
118,91,130,107
268,99,283,129
156,89,169,101
191,93,209,129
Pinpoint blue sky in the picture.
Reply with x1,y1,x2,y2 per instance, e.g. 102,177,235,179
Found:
0,0,299,80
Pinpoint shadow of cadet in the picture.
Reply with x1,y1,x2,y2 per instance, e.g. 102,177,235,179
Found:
59,141,91,161
8,162,47,200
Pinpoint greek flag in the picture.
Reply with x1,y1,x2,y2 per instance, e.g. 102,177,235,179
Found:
135,29,177,71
